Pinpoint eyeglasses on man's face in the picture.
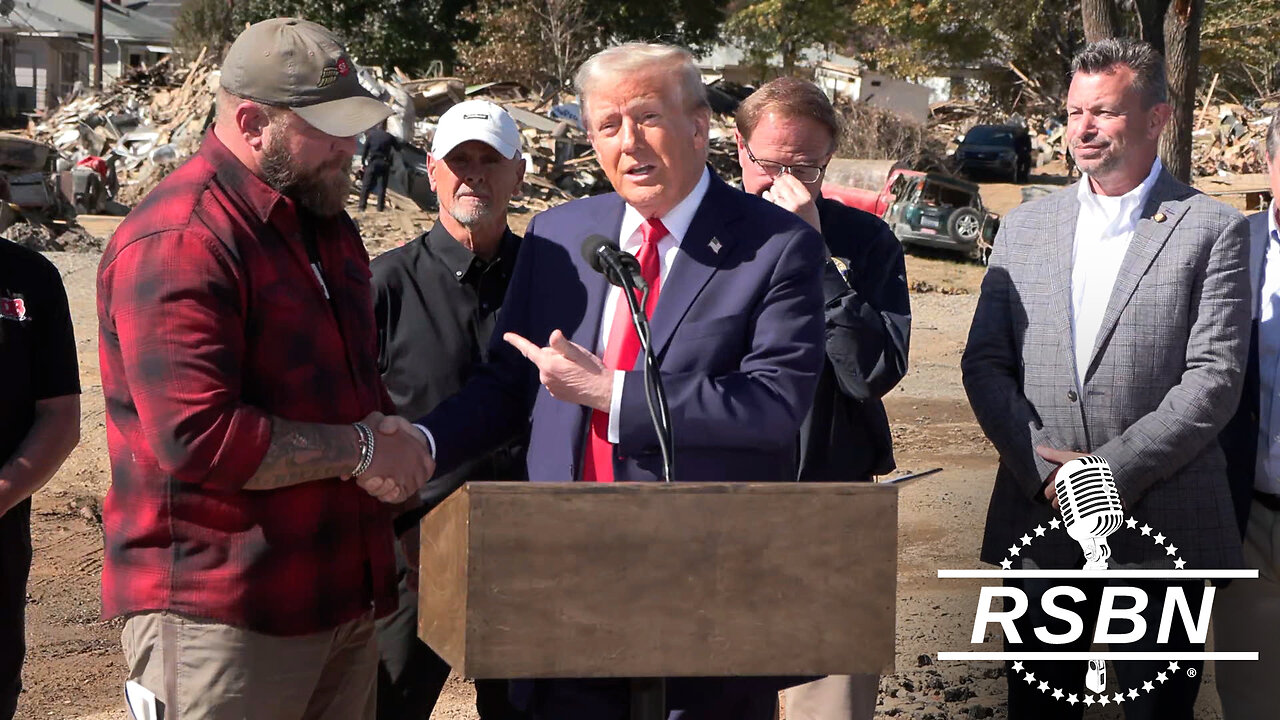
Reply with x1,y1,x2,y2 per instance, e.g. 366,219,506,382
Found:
743,140,828,185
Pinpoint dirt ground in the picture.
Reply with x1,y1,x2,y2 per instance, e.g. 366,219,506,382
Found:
14,169,1239,719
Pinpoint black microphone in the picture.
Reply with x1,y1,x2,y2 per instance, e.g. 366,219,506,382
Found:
581,234,648,292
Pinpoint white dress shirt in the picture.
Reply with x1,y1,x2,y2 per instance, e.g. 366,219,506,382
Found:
602,167,711,441
1070,158,1163,389
1255,201,1280,494
417,168,713,456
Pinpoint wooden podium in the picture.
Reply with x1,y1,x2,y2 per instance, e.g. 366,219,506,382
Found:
418,482,896,680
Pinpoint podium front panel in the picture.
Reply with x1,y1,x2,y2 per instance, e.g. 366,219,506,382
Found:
419,482,896,679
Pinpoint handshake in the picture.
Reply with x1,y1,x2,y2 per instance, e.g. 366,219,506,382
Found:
349,412,436,504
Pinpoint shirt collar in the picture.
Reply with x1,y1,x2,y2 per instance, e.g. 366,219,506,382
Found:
618,167,712,250
425,221,515,283
203,129,291,225
1077,156,1163,226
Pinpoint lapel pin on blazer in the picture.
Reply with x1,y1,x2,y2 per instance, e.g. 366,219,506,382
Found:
1153,211,1167,223
709,238,722,254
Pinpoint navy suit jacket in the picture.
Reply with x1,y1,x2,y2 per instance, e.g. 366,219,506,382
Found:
1220,209,1268,537
422,174,827,484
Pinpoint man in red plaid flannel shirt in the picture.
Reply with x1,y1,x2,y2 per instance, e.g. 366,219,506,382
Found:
96,18,432,720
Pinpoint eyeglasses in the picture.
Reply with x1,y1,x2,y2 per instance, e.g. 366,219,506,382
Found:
743,140,828,185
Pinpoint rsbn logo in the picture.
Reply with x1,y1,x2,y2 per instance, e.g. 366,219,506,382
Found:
938,456,1258,707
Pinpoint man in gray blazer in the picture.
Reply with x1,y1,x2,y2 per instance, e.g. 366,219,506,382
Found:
1213,105,1280,720
963,38,1249,720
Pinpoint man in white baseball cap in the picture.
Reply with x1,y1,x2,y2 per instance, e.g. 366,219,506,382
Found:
371,99,528,720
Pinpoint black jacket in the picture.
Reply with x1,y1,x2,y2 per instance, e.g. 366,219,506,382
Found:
797,198,911,481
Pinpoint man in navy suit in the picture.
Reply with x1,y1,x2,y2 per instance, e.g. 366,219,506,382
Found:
1213,105,1280,720
389,43,827,719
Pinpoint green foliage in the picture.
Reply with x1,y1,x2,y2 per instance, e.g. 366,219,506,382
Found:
723,0,853,78
231,0,479,75
172,0,237,62
1201,0,1280,98
455,0,730,92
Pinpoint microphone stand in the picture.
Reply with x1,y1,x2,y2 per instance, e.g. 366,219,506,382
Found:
600,252,674,483
598,251,673,720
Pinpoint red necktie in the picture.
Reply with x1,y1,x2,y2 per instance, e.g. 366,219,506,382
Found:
581,218,667,482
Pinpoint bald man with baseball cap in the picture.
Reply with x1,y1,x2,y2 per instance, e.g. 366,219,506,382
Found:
98,18,432,720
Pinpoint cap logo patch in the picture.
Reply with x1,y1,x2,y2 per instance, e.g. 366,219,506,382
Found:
463,113,490,120
336,57,350,76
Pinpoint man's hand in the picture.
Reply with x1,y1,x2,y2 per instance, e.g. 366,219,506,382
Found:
505,329,613,411
355,411,434,503
1036,446,1089,509
759,174,821,231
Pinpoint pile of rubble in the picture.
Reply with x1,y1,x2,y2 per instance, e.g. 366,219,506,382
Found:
1192,101,1273,177
26,50,221,208
23,53,744,219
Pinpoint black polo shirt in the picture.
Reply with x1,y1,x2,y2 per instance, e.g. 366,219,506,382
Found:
371,223,525,516
0,240,79,464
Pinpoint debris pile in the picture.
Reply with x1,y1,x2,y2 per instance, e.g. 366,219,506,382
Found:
1191,102,1272,177
27,50,221,208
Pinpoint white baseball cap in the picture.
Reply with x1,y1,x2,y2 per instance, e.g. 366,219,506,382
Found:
431,100,522,160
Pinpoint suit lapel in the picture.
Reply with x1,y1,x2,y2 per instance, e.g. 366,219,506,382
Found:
1084,170,1182,379
1048,187,1079,369
649,178,739,357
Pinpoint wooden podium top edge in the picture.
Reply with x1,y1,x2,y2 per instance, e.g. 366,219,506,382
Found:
457,481,899,494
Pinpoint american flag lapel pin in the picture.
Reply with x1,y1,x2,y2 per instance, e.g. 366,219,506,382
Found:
709,238,722,254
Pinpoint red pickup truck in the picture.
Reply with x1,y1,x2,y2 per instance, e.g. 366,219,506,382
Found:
823,167,998,263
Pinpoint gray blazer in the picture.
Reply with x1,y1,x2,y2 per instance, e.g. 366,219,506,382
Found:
962,169,1250,570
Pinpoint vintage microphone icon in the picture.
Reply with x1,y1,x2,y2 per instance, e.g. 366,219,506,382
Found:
1054,455,1126,694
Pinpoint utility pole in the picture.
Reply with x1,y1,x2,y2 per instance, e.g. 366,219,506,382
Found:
94,0,103,90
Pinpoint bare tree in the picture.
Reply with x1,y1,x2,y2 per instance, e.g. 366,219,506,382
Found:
531,0,598,100
1082,0,1123,42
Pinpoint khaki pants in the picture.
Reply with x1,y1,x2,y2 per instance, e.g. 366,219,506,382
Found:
1214,499,1280,720
782,674,878,720
121,611,377,720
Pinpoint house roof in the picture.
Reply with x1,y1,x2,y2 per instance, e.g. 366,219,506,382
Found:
6,0,173,44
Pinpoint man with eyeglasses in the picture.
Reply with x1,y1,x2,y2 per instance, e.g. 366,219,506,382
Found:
734,77,911,720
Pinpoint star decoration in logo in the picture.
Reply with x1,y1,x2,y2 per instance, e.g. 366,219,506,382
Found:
1157,672,1168,683
1067,694,1079,705
1174,559,1187,569
1153,532,1167,544
1128,688,1140,699
1083,695,1095,706
1012,662,1024,672
1168,662,1180,673
1034,525,1046,537
1052,689,1064,700
1125,517,1138,529
1000,559,1013,570
1049,518,1061,530
1113,692,1126,704
1142,681,1154,692
1140,524,1152,535
1021,534,1033,546
1038,681,1050,692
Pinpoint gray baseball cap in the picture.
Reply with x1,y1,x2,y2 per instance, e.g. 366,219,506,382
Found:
220,18,392,138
